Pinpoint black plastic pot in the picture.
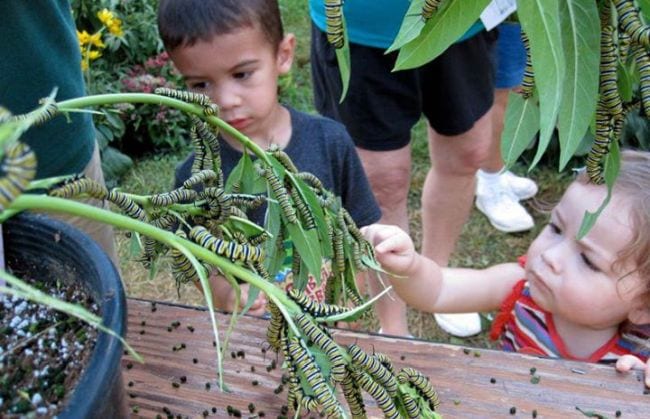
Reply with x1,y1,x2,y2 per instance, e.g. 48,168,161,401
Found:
3,212,127,418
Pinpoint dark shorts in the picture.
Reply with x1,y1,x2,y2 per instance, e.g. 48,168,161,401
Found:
311,23,496,151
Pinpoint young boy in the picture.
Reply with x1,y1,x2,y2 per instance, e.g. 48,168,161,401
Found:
157,0,380,315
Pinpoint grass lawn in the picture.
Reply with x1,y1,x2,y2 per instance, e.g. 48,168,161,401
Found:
116,0,575,349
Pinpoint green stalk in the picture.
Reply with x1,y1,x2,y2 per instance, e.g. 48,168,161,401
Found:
57,93,273,165
7,194,296,312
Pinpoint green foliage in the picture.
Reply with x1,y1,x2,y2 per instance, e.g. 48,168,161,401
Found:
72,0,186,184
392,0,491,69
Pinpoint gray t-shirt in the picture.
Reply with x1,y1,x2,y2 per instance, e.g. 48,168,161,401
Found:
175,106,381,227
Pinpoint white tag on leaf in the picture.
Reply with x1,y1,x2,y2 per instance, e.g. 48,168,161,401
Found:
480,0,517,31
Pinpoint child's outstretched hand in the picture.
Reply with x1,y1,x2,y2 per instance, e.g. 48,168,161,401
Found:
361,224,417,276
616,354,650,387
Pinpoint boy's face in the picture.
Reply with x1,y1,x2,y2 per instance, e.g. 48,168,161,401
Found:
525,181,649,331
169,25,294,144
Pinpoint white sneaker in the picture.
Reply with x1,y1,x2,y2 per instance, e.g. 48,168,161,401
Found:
434,313,482,337
475,179,534,233
502,171,538,200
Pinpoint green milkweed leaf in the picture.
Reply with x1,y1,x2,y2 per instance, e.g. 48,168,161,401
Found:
386,0,426,53
518,0,565,168
557,0,600,170
577,141,620,239
394,0,491,70
502,92,540,169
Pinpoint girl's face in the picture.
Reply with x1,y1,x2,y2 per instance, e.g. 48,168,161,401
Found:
526,181,646,330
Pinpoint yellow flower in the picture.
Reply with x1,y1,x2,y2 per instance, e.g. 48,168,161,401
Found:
87,50,102,60
107,18,123,37
89,32,105,48
97,8,114,26
77,30,90,46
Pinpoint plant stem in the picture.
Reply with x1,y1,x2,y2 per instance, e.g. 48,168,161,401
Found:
57,93,273,165
7,194,296,312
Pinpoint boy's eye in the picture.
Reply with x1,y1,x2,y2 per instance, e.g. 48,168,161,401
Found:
188,81,208,91
233,71,252,80
581,253,600,272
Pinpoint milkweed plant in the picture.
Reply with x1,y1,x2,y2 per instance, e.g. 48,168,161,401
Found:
0,88,442,418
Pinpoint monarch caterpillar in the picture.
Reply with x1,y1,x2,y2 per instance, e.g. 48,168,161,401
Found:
296,171,323,190
248,231,270,246
340,371,366,418
170,230,205,295
287,338,340,416
189,225,265,263
189,125,209,174
324,0,344,49
201,187,230,220
317,189,336,208
585,101,612,184
299,395,320,412
348,343,398,396
283,349,302,411
351,370,399,419
150,188,198,206
342,208,363,242
290,187,316,230
422,0,443,21
615,0,650,47
373,352,394,374
269,147,298,173
141,214,177,265
398,367,440,411
291,248,301,278
267,300,284,352
288,288,350,317
252,260,270,281
183,169,219,189
48,176,108,200
107,190,147,221
0,142,37,211
154,87,212,107
264,168,298,223
203,103,219,117
633,44,650,117
192,115,221,158
619,30,632,64
520,31,535,99
599,25,624,117
345,286,364,307
333,227,345,274
401,393,421,418
229,206,249,220
294,312,346,383
228,193,267,210
11,102,59,126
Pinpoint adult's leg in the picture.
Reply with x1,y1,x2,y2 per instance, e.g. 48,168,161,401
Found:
356,145,411,335
420,30,497,264
421,111,493,264
310,22,418,336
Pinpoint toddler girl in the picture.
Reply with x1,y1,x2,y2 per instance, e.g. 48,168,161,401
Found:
363,149,650,385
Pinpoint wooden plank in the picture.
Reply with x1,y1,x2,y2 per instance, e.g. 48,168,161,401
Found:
123,299,649,418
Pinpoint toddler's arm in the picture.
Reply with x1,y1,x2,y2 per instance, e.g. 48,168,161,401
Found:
362,224,444,312
362,224,524,314
616,354,650,387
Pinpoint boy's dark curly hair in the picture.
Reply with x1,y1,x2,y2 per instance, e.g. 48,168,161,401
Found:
158,0,284,52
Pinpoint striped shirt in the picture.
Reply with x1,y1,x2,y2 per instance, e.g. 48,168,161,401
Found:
490,259,650,363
